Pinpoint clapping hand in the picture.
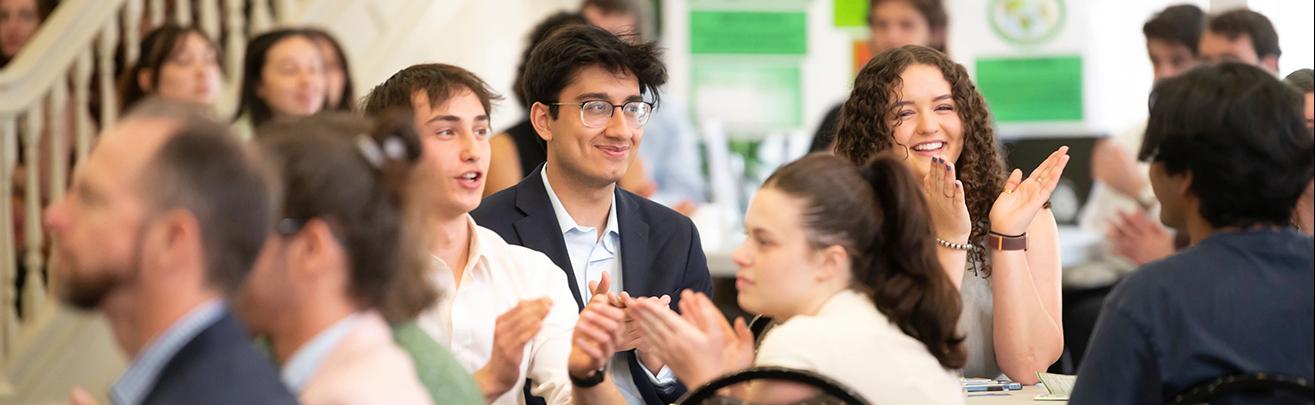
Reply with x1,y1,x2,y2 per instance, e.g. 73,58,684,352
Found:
989,146,1071,236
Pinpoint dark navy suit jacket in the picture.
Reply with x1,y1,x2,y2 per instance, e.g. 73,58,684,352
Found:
472,165,713,405
142,312,297,405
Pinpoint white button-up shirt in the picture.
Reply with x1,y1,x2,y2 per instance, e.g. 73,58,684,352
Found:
417,216,579,405
542,168,677,404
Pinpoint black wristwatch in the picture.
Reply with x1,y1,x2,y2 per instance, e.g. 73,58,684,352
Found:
570,368,606,388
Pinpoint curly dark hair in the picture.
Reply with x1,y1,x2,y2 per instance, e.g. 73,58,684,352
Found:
834,45,1006,277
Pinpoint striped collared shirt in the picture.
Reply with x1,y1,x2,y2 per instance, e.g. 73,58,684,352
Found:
110,299,225,405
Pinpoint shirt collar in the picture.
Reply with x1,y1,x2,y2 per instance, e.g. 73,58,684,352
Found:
462,214,485,275
279,313,361,392
111,299,226,405
540,166,620,240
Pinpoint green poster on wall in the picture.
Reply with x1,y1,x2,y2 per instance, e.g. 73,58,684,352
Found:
834,0,868,28
691,61,803,131
976,56,1083,122
689,11,807,55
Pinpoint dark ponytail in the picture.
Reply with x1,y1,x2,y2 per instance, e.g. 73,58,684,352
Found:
256,111,438,324
762,153,965,369
857,154,966,369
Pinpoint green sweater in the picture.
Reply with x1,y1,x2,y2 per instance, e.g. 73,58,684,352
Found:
392,322,484,405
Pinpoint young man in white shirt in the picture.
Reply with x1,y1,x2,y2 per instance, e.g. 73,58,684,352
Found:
361,63,628,405
472,24,713,404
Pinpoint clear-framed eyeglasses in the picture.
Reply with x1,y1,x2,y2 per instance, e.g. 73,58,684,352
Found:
551,100,655,129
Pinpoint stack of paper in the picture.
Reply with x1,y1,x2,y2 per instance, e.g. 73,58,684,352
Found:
1036,372,1077,401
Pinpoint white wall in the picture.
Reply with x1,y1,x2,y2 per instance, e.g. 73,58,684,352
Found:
320,0,577,132
325,0,1309,141
1247,0,1315,76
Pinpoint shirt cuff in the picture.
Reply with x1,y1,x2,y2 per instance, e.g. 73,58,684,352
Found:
641,362,678,388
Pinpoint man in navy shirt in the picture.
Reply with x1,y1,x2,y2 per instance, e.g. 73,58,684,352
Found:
1071,63,1314,404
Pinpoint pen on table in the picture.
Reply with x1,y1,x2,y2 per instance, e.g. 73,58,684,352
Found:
964,382,1023,392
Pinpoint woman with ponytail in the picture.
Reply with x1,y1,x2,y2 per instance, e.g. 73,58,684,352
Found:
235,112,480,404
628,153,965,403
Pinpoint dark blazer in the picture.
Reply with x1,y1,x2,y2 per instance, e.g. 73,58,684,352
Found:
143,311,297,405
472,164,713,405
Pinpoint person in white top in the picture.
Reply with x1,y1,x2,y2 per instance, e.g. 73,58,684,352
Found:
360,63,630,405
236,113,434,404
1089,4,1204,266
628,154,966,404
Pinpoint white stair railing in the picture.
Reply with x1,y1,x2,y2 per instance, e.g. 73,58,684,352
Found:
0,0,288,371
2,1,456,399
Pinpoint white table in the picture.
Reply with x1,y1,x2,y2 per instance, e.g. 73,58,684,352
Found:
965,384,1066,404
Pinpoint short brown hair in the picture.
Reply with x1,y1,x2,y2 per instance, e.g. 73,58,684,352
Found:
128,99,276,295
361,63,502,118
1142,4,1205,53
1207,8,1280,60
523,24,666,119
256,112,438,322
1284,68,1314,93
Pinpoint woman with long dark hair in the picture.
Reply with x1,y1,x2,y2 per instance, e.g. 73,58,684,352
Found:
628,153,966,403
117,24,223,111
232,28,325,138
834,45,1068,384
304,28,354,111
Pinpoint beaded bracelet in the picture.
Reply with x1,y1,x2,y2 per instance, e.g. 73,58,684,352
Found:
936,238,977,251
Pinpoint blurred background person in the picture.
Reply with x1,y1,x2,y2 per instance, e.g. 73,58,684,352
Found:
117,24,223,112
233,28,326,139
305,27,355,111
0,0,56,68
810,0,947,153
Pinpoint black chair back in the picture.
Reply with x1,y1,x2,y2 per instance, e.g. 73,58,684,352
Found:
1168,373,1313,405
676,367,871,405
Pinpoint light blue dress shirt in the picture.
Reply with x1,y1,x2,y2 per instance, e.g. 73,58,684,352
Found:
540,168,677,403
279,313,361,392
111,299,225,405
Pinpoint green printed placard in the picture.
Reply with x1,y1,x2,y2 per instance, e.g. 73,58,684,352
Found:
834,0,868,28
690,11,807,55
976,56,1083,122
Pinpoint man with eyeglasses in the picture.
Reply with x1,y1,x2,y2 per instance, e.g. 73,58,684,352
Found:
473,24,712,405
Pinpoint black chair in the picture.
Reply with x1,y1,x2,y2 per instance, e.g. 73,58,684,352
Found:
1168,373,1314,405
676,367,871,405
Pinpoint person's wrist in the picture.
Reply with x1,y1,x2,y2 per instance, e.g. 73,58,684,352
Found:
638,350,664,372
986,231,1028,251
569,366,606,388
473,367,512,400
988,218,1025,236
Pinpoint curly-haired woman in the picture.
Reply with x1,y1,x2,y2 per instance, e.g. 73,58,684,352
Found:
834,45,1069,384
